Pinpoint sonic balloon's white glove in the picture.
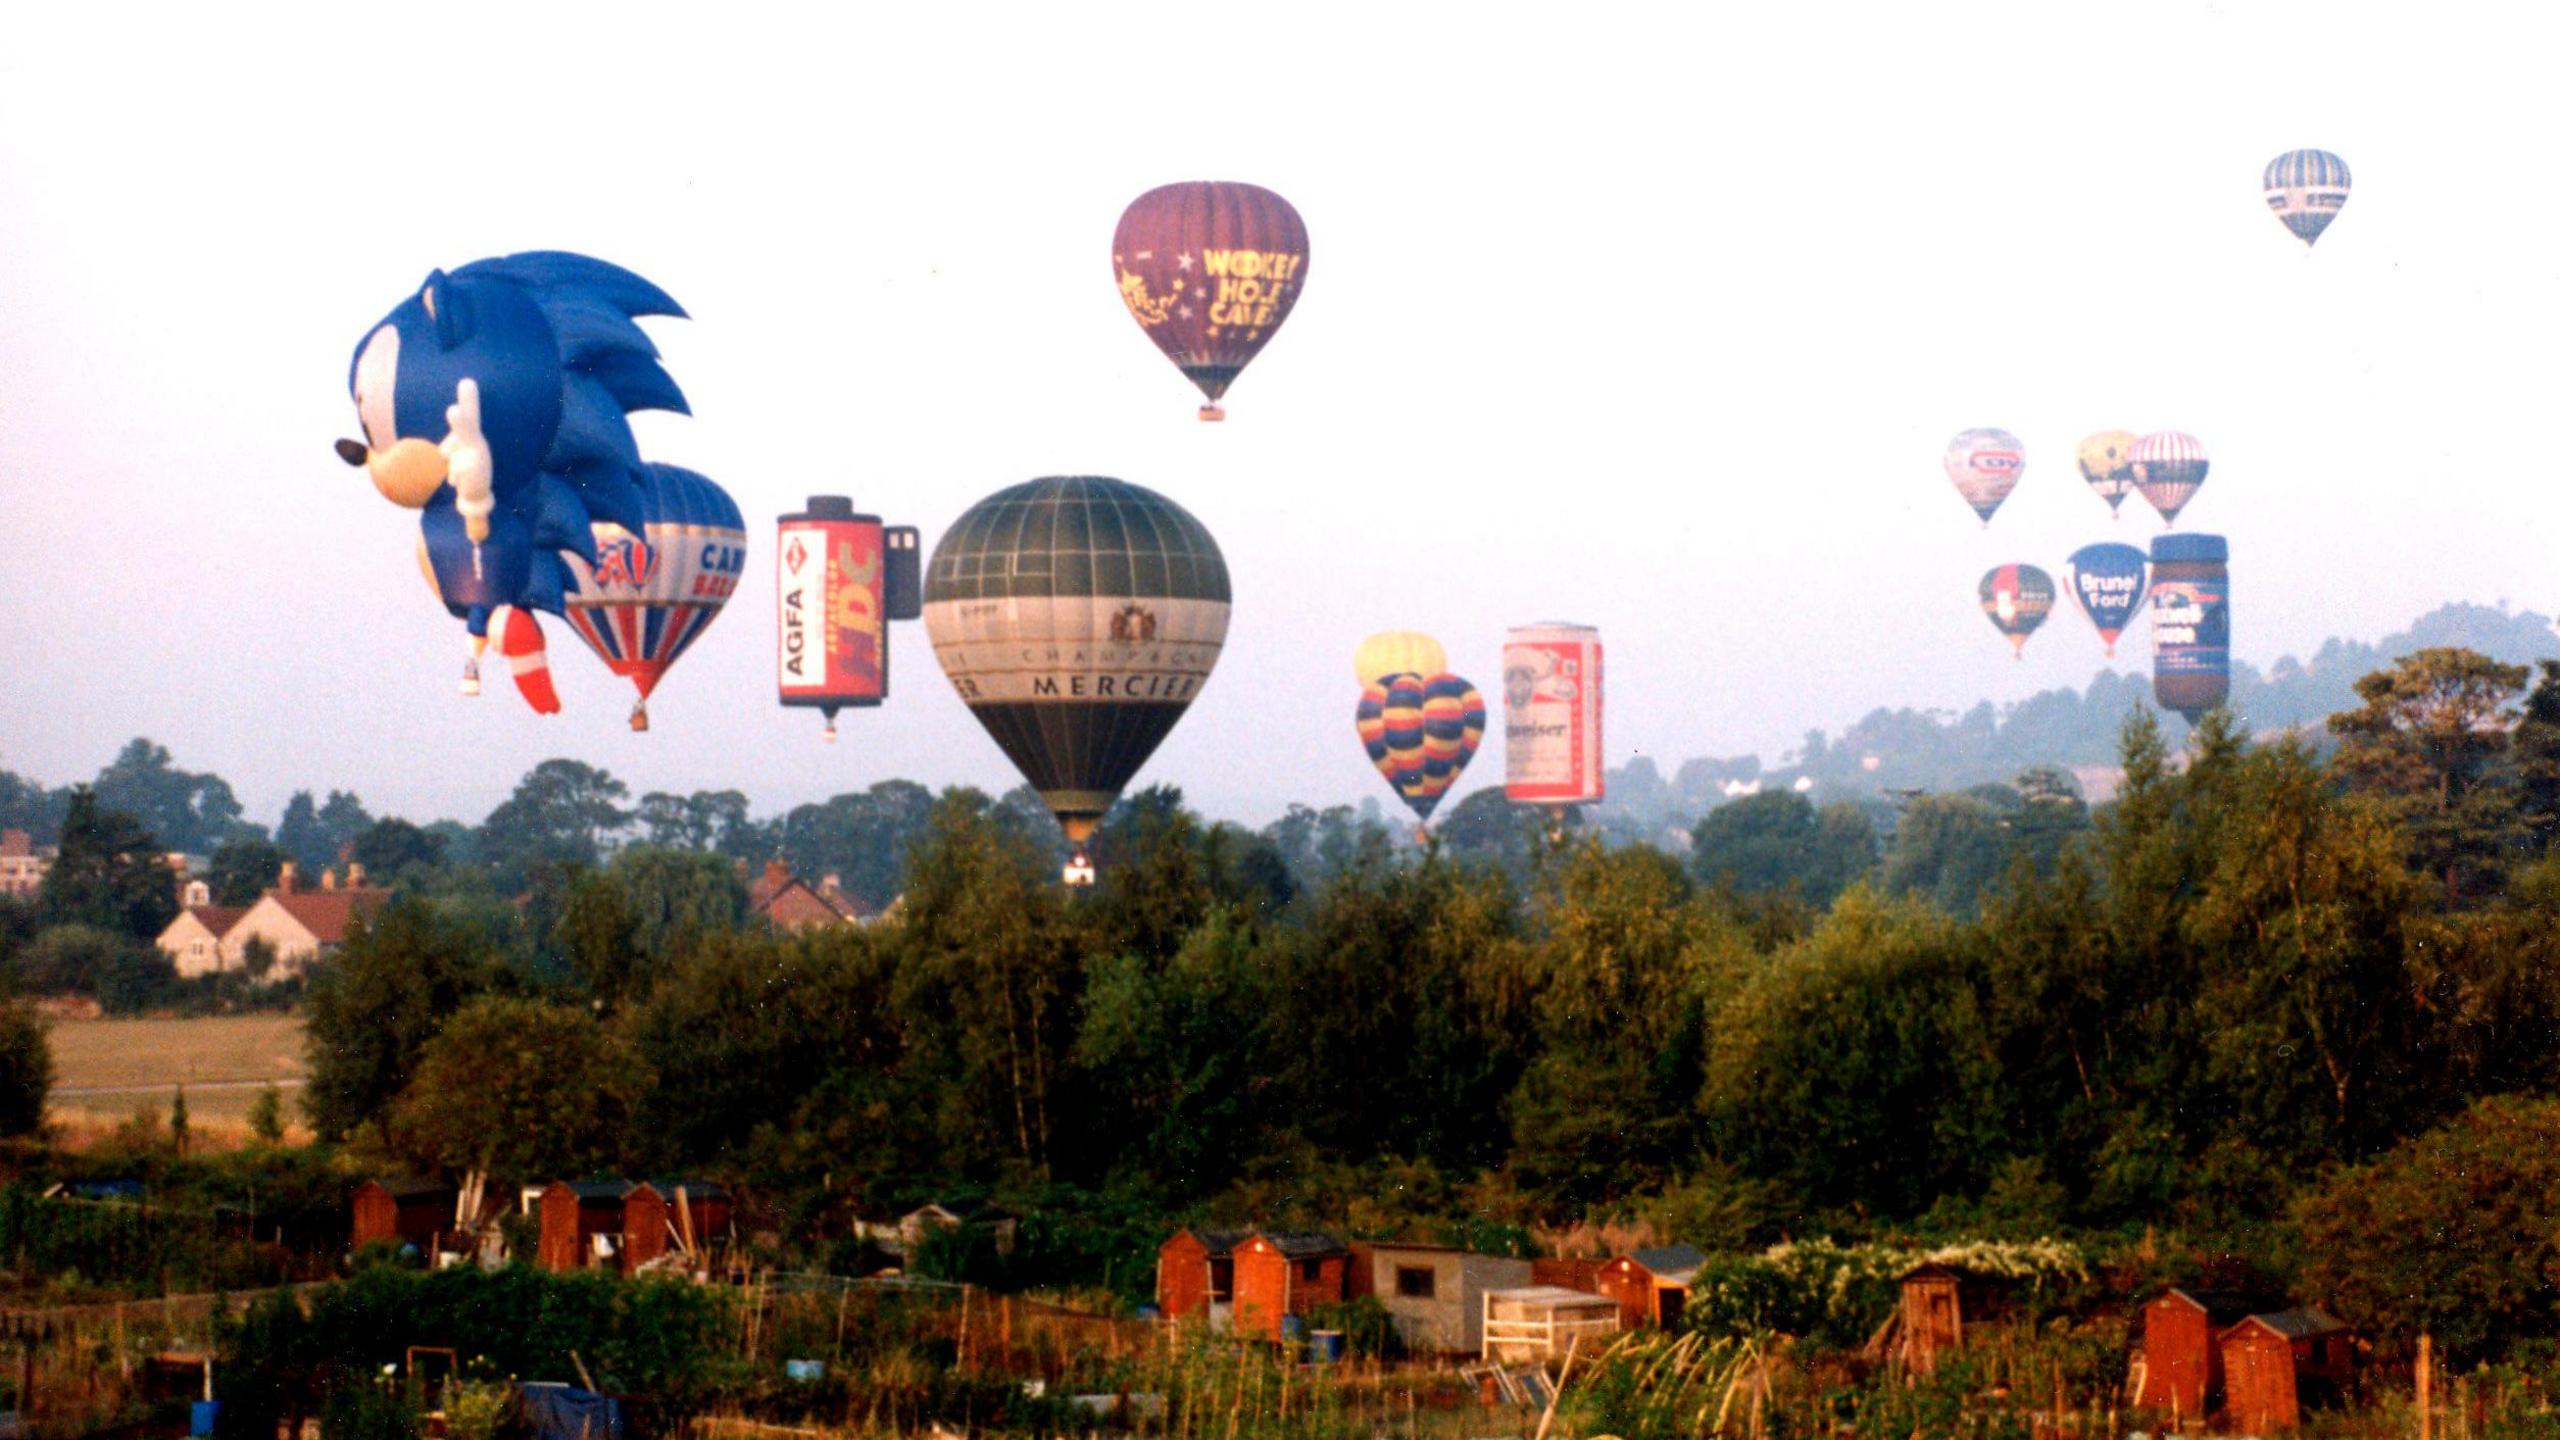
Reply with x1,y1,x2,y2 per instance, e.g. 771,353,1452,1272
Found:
444,378,496,544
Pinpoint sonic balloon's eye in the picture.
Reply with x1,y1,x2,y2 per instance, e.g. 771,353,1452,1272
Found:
335,439,369,467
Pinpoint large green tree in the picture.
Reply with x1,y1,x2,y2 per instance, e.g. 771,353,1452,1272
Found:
92,738,254,854
477,761,630,885
1689,791,1876,906
39,788,177,938
301,898,493,1142
392,995,636,1179
2328,647,2530,904
206,836,289,905
0,1000,50,1136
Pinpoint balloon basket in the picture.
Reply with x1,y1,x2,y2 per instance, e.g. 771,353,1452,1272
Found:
1062,851,1098,888
1197,404,1226,423
460,659,481,697
629,703,649,733
822,718,838,744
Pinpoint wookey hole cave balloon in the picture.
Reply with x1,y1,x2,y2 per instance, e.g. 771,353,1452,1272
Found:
923,476,1230,883
1945,428,2025,526
1979,564,2056,660
1113,181,1309,422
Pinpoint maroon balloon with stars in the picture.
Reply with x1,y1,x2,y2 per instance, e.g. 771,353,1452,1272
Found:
1111,181,1309,420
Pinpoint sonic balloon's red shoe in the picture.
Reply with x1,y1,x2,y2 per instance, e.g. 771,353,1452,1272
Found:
492,606,560,714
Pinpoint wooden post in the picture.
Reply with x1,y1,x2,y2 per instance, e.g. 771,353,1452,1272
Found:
2417,1332,2434,1440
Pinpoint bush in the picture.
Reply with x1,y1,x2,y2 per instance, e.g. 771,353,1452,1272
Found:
0,1002,48,1136
2295,1094,2560,1365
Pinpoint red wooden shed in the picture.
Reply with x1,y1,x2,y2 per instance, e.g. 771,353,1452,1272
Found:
1596,1245,1703,1331
537,1179,731,1273
1229,1231,1348,1342
2135,1288,2268,1421
1156,1228,1248,1322
350,1178,456,1253
2220,1309,2353,1433
1893,1262,2016,1374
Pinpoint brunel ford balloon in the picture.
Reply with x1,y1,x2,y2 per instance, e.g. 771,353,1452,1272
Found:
2149,534,2229,722
1114,182,1309,421
924,477,1230,881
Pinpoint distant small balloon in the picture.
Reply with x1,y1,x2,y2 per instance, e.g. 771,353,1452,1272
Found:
1355,631,1447,687
2131,431,2209,527
2064,542,2149,659
1946,428,2025,526
2265,149,2352,248
2076,431,2138,518
1980,564,2055,659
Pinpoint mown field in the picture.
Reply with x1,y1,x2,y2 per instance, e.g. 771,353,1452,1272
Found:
45,1012,307,1139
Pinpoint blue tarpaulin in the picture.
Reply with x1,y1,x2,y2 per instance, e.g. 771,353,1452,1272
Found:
517,1383,621,1440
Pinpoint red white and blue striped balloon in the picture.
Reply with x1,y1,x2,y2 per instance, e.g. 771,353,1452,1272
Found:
560,463,747,729
2130,432,2210,527
2264,149,2351,247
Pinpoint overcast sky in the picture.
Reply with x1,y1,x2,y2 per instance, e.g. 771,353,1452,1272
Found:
4,4,2554,831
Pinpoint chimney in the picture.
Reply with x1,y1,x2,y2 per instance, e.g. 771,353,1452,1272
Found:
762,859,790,888
821,872,844,894
278,860,298,893
347,861,366,888
321,866,339,892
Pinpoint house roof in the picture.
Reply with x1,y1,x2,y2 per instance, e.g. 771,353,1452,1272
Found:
263,885,391,944
1629,1244,1706,1276
2238,1307,2349,1340
1247,1230,1349,1259
750,860,870,927
169,905,249,939
2,829,31,857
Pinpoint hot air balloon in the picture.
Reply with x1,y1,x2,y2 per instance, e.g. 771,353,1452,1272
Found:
1356,671,1483,832
1980,564,2055,658
2265,149,2351,248
2131,431,2209,526
1113,182,1309,421
559,464,747,730
777,496,923,742
2064,542,2148,659
2151,533,2230,722
924,476,1229,882
340,252,689,713
1945,428,2025,526
1504,623,1604,811
1355,631,1446,687
2076,431,2138,518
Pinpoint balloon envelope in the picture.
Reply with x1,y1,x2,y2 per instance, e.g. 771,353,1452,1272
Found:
2076,431,2138,516
1945,428,2025,525
2131,431,2209,526
1114,182,1309,415
1355,631,1447,687
560,464,747,726
2265,149,2352,247
2064,542,2148,658
924,476,1230,844
1979,564,2055,657
1357,671,1483,823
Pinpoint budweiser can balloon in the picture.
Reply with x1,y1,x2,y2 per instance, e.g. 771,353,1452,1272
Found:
1503,623,1604,806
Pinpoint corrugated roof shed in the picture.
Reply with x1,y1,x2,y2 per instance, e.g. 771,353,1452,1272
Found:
1632,1244,1705,1274
1255,1230,1349,1258
2244,1307,2349,1340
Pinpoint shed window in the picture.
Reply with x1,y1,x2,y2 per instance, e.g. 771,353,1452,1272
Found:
1301,1258,1322,1282
1394,1265,1436,1299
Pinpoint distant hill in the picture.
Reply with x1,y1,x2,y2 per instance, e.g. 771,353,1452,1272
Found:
1598,601,2560,838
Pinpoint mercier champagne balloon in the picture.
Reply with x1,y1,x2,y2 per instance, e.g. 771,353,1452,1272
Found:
2264,149,2352,248
558,464,747,732
1113,182,1309,421
1979,564,2056,659
923,476,1230,857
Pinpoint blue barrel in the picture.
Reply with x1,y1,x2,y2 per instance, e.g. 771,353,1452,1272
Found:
1136,1303,1162,1322
191,1401,222,1436
1308,1330,1344,1364
1280,1314,1305,1341
784,1360,824,1383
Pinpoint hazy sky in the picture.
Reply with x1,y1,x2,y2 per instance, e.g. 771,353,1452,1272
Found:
4,5,2554,831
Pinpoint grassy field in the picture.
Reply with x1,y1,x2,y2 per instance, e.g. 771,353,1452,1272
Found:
46,1013,308,1140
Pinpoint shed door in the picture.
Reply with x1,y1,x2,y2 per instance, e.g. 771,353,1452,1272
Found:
1657,1288,1686,1331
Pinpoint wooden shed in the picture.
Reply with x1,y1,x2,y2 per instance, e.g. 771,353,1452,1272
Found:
2220,1308,2353,1433
1596,1245,1703,1331
1481,1286,1622,1363
1156,1228,1247,1324
1346,1241,1535,1355
1893,1262,2016,1374
1528,1256,1604,1293
1230,1231,1349,1342
537,1180,730,1273
351,1178,457,1253
2133,1288,2268,1420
